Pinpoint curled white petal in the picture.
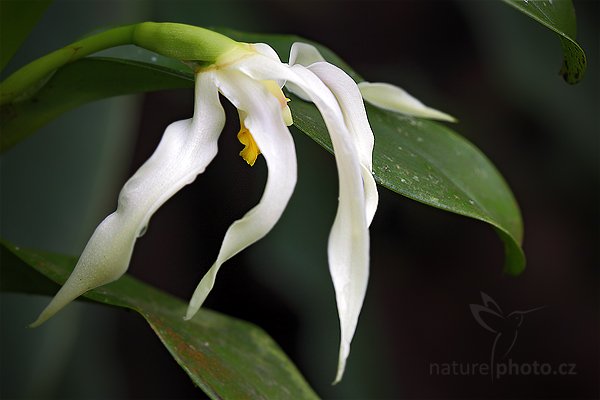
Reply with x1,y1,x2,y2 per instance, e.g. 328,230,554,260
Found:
286,42,326,102
358,81,457,122
31,72,225,327
289,42,326,67
308,61,378,226
290,65,369,384
185,70,297,320
251,42,282,63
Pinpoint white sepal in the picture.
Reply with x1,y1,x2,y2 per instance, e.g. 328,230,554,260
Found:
185,70,297,320
359,81,457,122
31,72,225,327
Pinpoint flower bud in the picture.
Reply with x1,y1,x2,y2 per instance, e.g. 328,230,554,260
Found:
133,22,240,64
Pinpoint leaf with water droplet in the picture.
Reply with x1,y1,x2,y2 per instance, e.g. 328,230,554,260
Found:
292,94,525,274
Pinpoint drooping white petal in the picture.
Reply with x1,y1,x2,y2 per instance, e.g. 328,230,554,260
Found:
31,72,225,327
289,65,369,384
286,46,379,225
358,81,457,122
185,69,297,320
308,61,378,226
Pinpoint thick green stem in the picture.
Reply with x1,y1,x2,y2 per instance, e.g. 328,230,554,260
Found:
0,22,239,105
132,22,238,62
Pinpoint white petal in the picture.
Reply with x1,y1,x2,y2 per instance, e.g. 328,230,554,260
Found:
289,42,326,67
229,51,314,102
308,61,378,226
251,42,282,62
358,81,457,122
289,65,369,384
230,52,298,83
185,70,297,320
31,72,225,327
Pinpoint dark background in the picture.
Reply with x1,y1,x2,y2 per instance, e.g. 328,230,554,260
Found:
1,0,598,399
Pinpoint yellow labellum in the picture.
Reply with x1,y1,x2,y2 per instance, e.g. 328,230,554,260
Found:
237,123,261,166
237,80,293,166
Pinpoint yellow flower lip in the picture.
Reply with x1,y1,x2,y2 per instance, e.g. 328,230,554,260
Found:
237,122,261,166
236,80,293,167
195,44,294,167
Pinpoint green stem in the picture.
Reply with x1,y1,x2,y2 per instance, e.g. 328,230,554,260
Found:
0,22,239,105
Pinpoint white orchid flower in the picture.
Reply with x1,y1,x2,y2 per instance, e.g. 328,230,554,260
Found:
32,38,377,383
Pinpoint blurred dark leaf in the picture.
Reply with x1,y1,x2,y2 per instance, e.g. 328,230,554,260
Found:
501,0,586,83
0,0,52,72
0,57,192,151
0,239,319,400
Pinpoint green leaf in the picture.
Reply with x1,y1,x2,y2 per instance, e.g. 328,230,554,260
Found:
0,0,53,72
501,0,586,84
0,28,524,274
0,239,319,399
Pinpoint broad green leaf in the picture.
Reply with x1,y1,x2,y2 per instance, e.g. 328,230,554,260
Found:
0,29,524,274
501,0,586,84
290,96,524,274
0,0,53,72
0,239,319,400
